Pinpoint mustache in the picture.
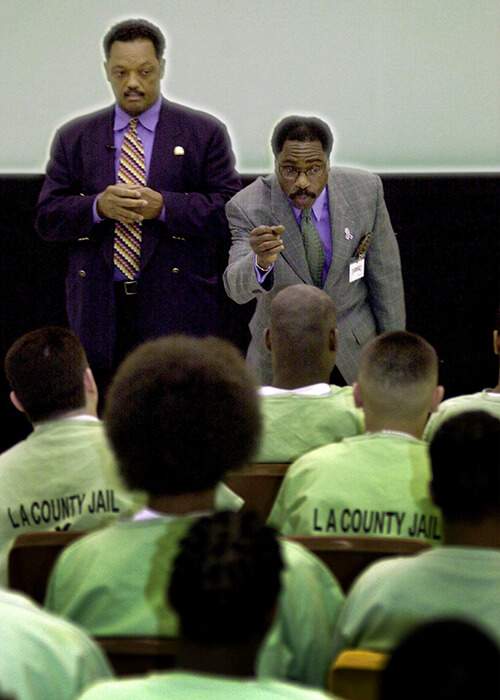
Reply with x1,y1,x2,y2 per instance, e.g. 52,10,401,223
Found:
290,189,315,199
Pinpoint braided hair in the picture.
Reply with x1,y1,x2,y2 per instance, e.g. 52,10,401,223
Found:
169,511,284,644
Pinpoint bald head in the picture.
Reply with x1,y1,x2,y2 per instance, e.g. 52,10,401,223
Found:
356,331,442,429
266,285,337,388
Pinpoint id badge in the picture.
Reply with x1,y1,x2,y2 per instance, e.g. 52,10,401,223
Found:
349,258,365,283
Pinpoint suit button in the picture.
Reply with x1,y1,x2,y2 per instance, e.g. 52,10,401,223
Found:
171,267,180,274
78,270,86,278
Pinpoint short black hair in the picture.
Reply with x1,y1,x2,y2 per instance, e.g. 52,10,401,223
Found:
169,511,283,644
271,116,333,157
4,327,87,423
430,411,500,521
380,619,500,700
360,331,438,388
103,18,165,59
104,336,261,495
358,331,439,420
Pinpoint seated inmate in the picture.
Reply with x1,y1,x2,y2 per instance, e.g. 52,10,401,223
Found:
45,336,344,688
424,306,500,440
78,511,338,700
0,587,111,700
256,285,363,463
269,331,443,542
330,410,500,659
0,327,138,585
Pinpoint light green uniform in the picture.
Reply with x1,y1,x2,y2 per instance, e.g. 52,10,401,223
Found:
331,547,500,661
0,417,142,586
256,384,363,462
424,390,500,441
269,433,442,544
46,514,344,688
0,587,112,700
77,671,336,700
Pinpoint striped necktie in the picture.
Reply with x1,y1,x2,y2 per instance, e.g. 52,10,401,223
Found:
301,208,325,287
113,118,146,280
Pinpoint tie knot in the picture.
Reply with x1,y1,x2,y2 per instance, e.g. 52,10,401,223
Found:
302,208,313,223
128,118,139,132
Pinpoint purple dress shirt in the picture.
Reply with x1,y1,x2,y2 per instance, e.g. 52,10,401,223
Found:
255,186,332,286
92,98,166,281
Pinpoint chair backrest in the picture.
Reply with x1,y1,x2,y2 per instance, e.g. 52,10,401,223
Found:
328,649,389,700
285,535,430,592
225,463,289,521
8,530,86,603
96,636,179,676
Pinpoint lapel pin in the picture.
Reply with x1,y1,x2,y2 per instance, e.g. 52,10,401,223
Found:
344,227,353,240
173,146,185,156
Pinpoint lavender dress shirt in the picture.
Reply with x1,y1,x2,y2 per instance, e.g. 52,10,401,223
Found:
92,98,165,281
255,186,332,286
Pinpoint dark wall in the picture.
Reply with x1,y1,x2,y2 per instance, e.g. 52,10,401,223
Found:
0,173,498,451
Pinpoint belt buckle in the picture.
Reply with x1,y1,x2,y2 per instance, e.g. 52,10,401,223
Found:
124,281,138,296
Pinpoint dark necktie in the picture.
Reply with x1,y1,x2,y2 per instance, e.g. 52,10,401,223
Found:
301,208,325,287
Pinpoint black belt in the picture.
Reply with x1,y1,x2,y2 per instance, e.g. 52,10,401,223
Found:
115,280,138,296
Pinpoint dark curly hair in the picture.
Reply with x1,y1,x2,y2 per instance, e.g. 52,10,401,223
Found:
104,335,261,494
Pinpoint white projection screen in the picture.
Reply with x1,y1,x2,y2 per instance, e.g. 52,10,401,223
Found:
2,0,499,173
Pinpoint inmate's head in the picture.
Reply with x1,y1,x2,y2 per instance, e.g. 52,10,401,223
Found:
356,331,442,421
266,284,337,374
103,19,166,116
380,618,500,700
271,116,333,210
4,327,89,423
169,511,283,645
430,410,500,523
105,336,261,495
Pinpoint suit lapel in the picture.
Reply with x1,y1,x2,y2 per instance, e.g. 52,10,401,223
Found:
88,107,115,191
325,169,357,289
141,99,184,271
91,108,115,269
270,175,311,284
148,99,184,190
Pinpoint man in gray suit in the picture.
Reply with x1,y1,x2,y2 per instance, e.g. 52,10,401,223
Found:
223,116,405,384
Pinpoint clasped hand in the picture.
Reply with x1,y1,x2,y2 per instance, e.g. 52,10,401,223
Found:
96,183,163,224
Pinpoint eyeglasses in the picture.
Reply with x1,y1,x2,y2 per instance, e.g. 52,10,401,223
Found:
279,164,326,181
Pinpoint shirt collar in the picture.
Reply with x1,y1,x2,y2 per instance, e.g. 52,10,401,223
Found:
259,383,331,397
114,97,162,133
291,186,329,223
132,507,213,522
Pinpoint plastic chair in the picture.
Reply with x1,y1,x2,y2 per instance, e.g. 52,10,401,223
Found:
225,462,289,520
8,530,86,603
328,649,389,700
285,535,430,592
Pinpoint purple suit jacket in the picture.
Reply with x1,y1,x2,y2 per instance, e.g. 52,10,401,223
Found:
36,98,241,369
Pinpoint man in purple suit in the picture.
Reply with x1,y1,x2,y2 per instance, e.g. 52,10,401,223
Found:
36,18,240,373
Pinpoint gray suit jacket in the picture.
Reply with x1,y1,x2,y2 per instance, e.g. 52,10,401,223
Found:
223,167,405,384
